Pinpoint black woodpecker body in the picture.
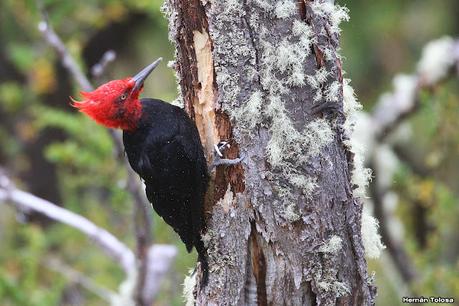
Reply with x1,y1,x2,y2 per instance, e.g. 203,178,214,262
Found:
72,59,210,283
123,98,209,278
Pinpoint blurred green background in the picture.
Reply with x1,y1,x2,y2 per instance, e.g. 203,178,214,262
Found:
0,0,458,305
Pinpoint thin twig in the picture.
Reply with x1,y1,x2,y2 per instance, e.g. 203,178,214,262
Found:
141,245,178,305
91,50,117,80
391,144,431,178
44,257,117,302
376,90,421,142
37,1,92,92
0,172,135,274
372,39,459,142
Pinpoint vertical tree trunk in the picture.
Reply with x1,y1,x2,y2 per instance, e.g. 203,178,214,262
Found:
163,0,376,305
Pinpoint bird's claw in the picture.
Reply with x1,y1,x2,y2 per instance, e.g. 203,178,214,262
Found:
209,141,244,171
214,141,230,158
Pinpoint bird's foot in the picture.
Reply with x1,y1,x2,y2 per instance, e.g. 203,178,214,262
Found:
213,156,245,167
209,141,245,171
214,141,230,158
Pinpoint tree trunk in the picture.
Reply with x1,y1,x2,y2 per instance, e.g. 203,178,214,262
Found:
163,0,376,305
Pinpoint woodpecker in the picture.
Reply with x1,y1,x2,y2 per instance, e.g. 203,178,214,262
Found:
72,58,213,283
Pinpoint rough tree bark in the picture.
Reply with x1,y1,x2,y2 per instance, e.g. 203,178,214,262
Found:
163,0,376,305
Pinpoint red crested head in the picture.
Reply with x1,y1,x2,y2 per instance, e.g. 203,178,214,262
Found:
72,58,162,131
73,78,141,131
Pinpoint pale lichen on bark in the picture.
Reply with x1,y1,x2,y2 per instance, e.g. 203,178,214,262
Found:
163,0,376,305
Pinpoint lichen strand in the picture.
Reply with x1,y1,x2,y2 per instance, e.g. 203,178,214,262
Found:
318,235,343,254
310,234,352,304
361,211,385,259
223,0,339,222
183,269,197,306
264,115,333,205
310,1,350,35
342,77,382,289
342,78,372,199
417,36,455,85
274,0,297,19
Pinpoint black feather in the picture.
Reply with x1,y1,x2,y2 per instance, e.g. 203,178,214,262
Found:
123,98,209,283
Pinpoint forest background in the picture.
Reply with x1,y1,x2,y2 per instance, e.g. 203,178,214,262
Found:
0,0,458,305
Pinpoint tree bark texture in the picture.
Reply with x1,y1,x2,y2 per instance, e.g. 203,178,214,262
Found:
163,0,376,305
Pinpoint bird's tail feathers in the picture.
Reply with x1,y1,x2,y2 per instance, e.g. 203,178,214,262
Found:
195,236,209,287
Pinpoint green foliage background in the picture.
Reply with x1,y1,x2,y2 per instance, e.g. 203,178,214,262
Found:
0,0,457,305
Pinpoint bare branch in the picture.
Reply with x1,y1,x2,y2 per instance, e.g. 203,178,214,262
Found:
141,245,178,305
360,37,459,288
1,167,177,303
44,257,117,302
37,14,93,91
91,50,117,80
0,172,135,274
372,38,459,141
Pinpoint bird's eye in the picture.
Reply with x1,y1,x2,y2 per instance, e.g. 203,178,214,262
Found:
120,94,127,100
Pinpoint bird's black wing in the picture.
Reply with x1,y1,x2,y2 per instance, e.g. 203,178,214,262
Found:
123,99,208,253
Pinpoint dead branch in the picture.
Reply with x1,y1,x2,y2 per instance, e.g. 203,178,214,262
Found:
44,257,117,302
362,37,459,288
372,38,459,142
91,50,116,80
37,14,92,91
141,245,178,305
0,172,135,274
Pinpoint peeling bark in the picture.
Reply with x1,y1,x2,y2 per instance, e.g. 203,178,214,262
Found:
249,222,268,305
192,29,218,159
164,0,375,305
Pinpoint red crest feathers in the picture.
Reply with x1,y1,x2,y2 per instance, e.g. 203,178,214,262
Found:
71,78,142,131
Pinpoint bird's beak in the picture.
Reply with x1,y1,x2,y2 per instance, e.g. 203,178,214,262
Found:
131,58,162,93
